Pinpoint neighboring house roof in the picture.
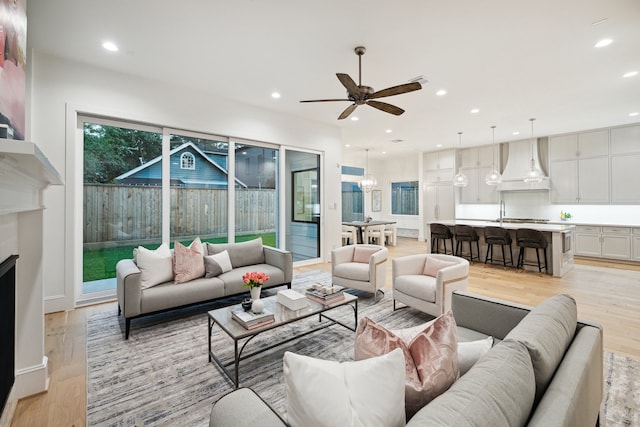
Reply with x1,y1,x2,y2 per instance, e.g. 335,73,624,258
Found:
115,142,247,188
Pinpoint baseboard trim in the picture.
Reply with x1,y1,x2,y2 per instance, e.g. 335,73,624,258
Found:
14,356,49,398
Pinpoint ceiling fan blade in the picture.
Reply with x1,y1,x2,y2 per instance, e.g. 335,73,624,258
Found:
300,99,351,103
366,100,405,116
336,73,360,97
338,104,358,120
370,82,422,99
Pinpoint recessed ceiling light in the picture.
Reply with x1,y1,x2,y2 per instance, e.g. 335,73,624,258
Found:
470,108,480,114
623,71,638,78
436,89,447,96
345,144,351,147
629,112,639,117
513,131,520,136
385,129,392,133
594,38,613,48
436,144,443,148
271,92,281,99
102,41,119,52
381,151,387,154
351,116,359,121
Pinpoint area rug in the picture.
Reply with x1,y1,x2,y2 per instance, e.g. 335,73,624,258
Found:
87,271,638,426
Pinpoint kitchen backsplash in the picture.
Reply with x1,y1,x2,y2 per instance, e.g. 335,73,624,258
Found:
457,192,640,226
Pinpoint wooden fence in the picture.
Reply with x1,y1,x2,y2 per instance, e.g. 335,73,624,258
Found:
84,185,276,244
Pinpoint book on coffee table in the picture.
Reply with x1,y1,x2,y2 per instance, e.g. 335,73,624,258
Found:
305,285,345,305
231,308,275,329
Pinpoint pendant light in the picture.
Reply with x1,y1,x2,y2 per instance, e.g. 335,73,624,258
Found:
358,148,377,192
453,132,468,187
524,118,543,183
485,125,502,185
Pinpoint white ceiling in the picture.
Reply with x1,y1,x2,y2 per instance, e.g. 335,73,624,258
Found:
28,0,640,159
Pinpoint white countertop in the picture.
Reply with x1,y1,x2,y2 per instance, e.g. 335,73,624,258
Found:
432,219,575,232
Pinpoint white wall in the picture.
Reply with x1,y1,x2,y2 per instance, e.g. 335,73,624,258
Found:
30,51,343,312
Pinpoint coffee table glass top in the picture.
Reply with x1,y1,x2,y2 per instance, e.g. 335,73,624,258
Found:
208,290,358,338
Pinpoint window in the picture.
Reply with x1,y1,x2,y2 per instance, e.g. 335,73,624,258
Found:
391,181,419,215
180,152,195,170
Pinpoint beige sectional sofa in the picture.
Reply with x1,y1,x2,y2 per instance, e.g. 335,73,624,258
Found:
209,291,603,427
116,238,292,339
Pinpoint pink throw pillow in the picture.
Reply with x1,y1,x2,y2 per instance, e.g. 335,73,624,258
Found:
423,256,456,277
173,237,205,284
353,246,380,263
355,312,459,419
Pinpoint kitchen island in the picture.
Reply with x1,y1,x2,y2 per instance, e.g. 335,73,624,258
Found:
426,220,575,277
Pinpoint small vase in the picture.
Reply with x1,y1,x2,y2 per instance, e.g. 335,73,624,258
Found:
251,298,264,314
250,286,261,301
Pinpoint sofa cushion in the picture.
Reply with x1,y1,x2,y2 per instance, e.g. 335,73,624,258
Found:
136,242,173,289
204,255,224,278
353,246,380,263
206,238,265,268
173,238,205,284
504,293,577,403
393,275,437,303
333,262,370,282
284,348,406,427
219,264,286,295
423,256,456,277
408,339,535,427
355,313,458,419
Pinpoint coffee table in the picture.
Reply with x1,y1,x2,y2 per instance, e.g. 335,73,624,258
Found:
208,291,358,388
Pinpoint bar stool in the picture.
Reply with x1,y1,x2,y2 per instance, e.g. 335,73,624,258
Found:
454,225,480,263
516,228,548,273
430,223,454,255
484,226,514,267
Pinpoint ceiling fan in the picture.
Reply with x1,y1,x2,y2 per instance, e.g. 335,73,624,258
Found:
300,46,422,120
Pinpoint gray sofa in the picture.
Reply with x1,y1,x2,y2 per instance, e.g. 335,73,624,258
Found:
116,238,292,339
209,291,603,427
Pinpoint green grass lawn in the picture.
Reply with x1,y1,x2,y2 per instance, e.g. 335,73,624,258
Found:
83,233,277,282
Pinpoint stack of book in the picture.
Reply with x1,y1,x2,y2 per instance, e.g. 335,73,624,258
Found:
231,308,275,330
305,285,345,306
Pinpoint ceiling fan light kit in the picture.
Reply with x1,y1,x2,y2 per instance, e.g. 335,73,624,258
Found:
300,46,422,120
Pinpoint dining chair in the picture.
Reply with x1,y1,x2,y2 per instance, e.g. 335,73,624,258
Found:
364,225,385,246
384,224,397,246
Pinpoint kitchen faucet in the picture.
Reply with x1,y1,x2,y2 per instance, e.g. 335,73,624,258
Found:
499,199,506,225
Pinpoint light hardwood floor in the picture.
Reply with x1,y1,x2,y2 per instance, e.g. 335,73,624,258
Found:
11,237,640,426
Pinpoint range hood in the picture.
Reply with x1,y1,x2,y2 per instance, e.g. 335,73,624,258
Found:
497,139,550,192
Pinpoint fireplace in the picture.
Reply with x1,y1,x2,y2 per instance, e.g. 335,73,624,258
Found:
0,255,17,415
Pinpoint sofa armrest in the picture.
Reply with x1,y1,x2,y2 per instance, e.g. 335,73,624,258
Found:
116,259,143,318
451,291,531,340
369,247,388,291
210,388,287,427
527,325,603,427
264,246,293,283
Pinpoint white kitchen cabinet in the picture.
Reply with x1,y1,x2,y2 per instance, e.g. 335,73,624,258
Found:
458,146,498,204
610,125,640,203
549,131,609,204
424,183,454,222
633,229,640,261
424,149,455,183
574,225,632,260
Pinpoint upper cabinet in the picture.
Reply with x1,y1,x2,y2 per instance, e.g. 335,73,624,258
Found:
549,130,609,204
610,124,640,203
424,149,454,183
459,145,499,204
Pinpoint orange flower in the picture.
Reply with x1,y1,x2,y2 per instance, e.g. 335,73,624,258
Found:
242,271,270,289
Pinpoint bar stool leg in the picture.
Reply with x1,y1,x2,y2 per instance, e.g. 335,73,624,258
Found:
485,244,491,264
536,248,542,272
501,245,506,267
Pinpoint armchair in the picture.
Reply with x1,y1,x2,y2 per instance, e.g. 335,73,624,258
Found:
392,253,468,316
331,244,388,296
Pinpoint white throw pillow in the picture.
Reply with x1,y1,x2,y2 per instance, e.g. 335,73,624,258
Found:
136,243,173,289
458,336,494,375
284,349,406,427
209,249,232,273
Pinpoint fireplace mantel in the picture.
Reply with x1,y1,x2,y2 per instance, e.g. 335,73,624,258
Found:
0,140,63,215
